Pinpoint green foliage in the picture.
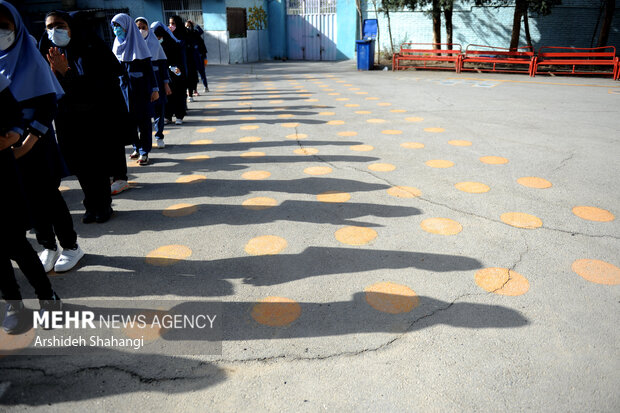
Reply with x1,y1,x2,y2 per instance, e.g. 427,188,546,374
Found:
248,5,267,30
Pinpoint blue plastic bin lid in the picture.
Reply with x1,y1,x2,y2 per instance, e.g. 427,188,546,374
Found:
362,19,377,39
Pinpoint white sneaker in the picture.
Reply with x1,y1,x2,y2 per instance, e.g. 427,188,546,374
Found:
129,151,139,159
39,248,60,273
187,96,194,103
175,118,183,125
54,246,84,273
111,179,130,195
155,138,165,149
203,87,209,93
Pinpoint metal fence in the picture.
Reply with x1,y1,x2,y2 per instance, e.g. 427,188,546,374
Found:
162,0,204,26
286,0,337,16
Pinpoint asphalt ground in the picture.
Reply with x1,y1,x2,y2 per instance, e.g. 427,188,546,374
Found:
1,61,619,411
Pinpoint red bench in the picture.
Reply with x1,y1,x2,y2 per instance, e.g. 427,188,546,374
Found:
392,43,463,73
460,45,535,75
533,46,619,80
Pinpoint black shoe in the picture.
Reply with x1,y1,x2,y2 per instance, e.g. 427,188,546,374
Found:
82,210,96,224
39,292,62,330
95,206,113,223
3,301,27,334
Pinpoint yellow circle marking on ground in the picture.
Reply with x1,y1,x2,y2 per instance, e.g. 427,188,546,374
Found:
205,103,220,107
237,109,254,113
368,163,396,172
425,160,454,168
401,142,425,149
377,102,392,106
242,170,271,180
319,111,335,116
240,151,266,158
386,186,421,198
327,120,345,125
245,235,288,256
146,245,192,266
190,139,213,145
343,83,353,86
240,116,256,120
123,310,165,341
366,118,386,123
405,117,424,122
176,175,207,184
335,98,350,101
0,328,36,355
317,191,351,203
278,114,294,118
58,185,70,192
240,125,260,130
163,203,198,217
448,140,472,146
365,97,380,100
286,133,308,140
355,110,372,114
294,147,319,155
475,268,529,296
238,102,252,106
281,122,300,128
242,197,278,210
239,96,253,100
420,218,463,235
349,87,361,91
185,155,210,162
270,100,284,104
304,166,333,175
517,177,552,189
480,156,509,165
338,131,358,136
350,144,374,152
382,130,403,135
572,259,620,285
239,136,262,142
328,93,340,95
500,212,543,229
251,297,301,327
572,206,614,222
269,95,283,98
305,98,319,102
365,282,419,314
424,127,445,133
455,182,490,193
390,109,407,113
356,92,369,95
335,226,378,246
344,103,360,107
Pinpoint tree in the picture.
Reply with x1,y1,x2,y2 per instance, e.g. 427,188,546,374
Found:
506,0,562,50
597,0,615,47
400,0,455,49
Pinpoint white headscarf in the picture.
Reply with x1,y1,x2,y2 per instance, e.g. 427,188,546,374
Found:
111,13,152,62
135,17,167,62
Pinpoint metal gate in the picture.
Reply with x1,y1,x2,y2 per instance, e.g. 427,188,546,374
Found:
162,0,204,26
286,0,337,61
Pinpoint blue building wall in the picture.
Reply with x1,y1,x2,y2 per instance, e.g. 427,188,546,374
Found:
336,0,358,59
268,0,287,59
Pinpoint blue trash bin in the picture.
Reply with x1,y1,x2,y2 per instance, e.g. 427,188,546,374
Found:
356,19,378,71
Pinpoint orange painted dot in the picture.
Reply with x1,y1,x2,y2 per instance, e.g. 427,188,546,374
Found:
377,102,392,106
239,96,253,100
455,182,490,193
163,203,198,217
0,328,36,354
335,98,349,101
251,297,301,327
365,97,380,100
356,110,372,114
356,92,369,95
286,133,308,140
368,163,396,172
185,155,210,162
350,144,374,152
278,114,294,118
401,142,425,149
240,116,256,120
345,104,360,107
420,218,462,235
270,100,284,104
425,160,454,168
242,170,271,180
58,185,70,192
242,197,278,210
304,166,333,175
405,117,424,122
517,177,552,189
349,87,360,91
572,259,620,285
245,235,288,255
390,109,407,113
240,125,260,130
317,191,351,203
305,98,319,102
146,245,192,266
448,140,472,146
424,127,445,133
294,147,319,155
328,93,340,96
205,103,220,107
365,282,419,314
176,175,207,184
338,131,358,137
387,186,421,198
281,122,300,128
572,206,614,222
319,111,335,116
475,268,529,296
238,102,252,106
367,119,386,123
500,212,543,229
335,226,377,246
190,139,213,145
239,136,262,142
327,120,345,125
240,151,266,158
123,310,165,341
480,156,509,165
381,130,402,135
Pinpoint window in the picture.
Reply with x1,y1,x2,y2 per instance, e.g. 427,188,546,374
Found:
162,0,204,27
227,8,247,39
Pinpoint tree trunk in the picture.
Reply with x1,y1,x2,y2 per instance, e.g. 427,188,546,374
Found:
509,0,527,50
372,0,380,62
433,0,441,49
523,9,532,48
597,0,616,47
386,8,394,54
444,1,453,46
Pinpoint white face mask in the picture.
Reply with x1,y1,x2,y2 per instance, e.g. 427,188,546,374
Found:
0,29,16,51
140,29,148,39
47,28,71,47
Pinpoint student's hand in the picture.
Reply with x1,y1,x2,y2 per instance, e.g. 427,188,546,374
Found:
0,131,20,150
12,133,38,159
174,67,181,75
165,83,172,96
47,47,69,76
151,91,160,102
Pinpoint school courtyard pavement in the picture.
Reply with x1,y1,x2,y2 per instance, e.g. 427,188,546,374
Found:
1,61,619,411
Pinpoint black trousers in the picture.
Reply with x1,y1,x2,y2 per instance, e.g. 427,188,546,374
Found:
0,234,54,301
110,143,128,182
32,185,78,251
77,169,112,214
